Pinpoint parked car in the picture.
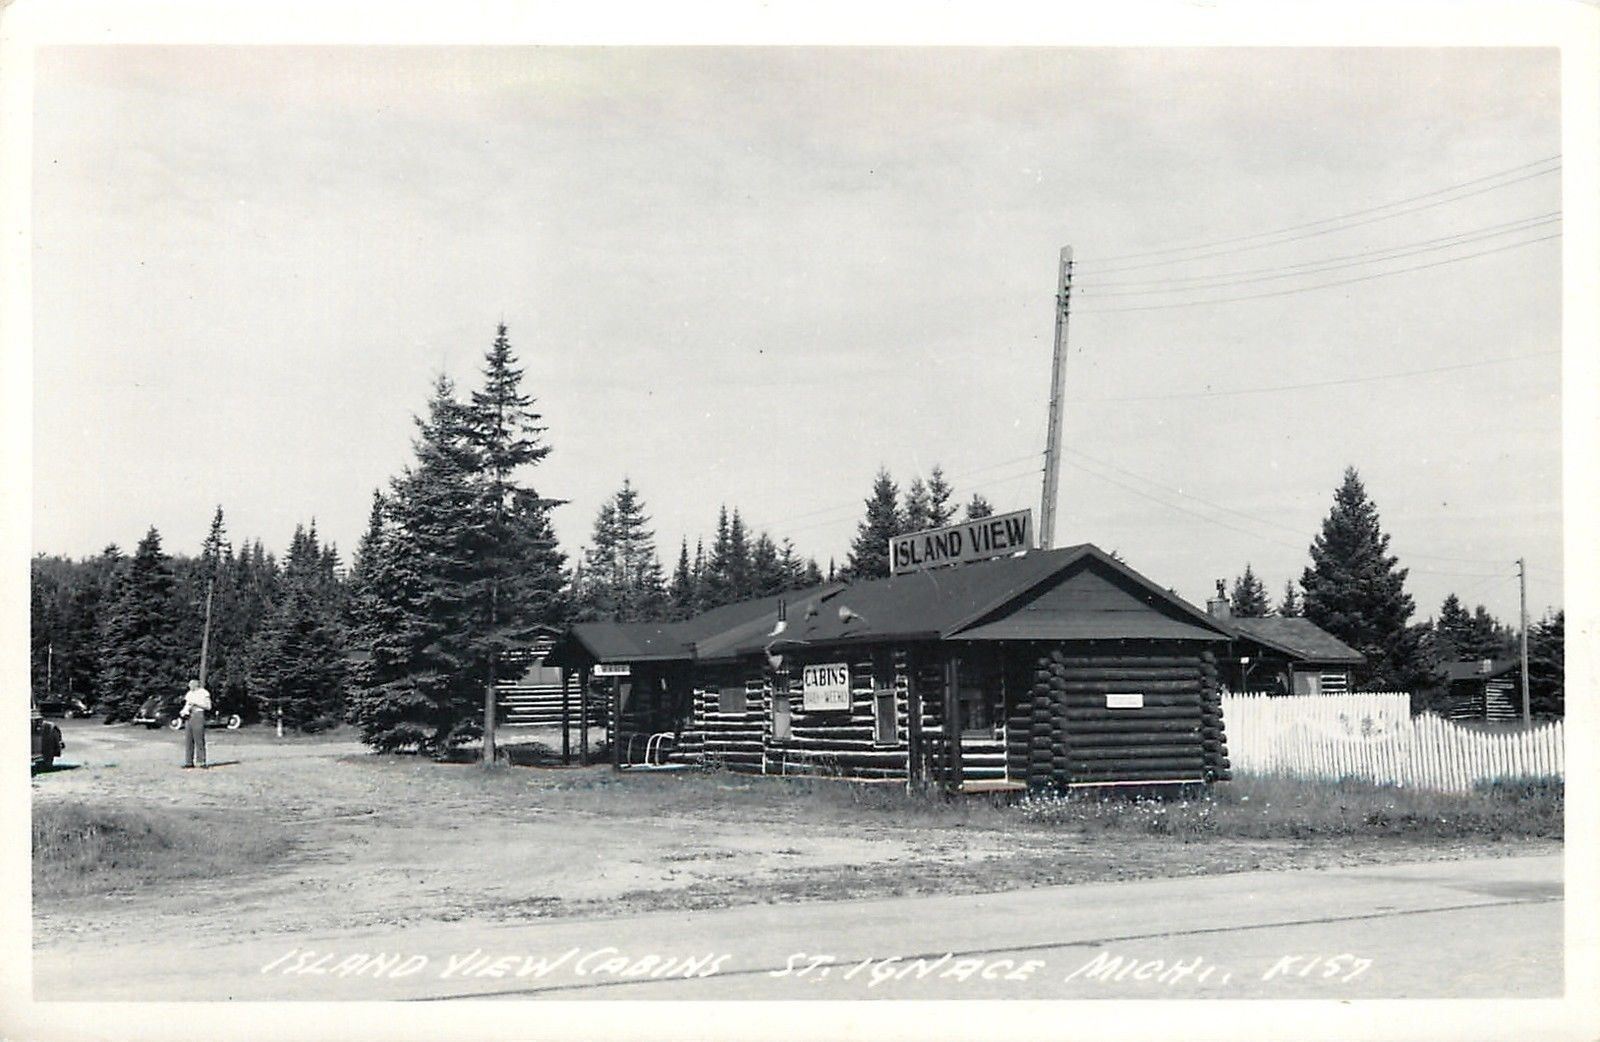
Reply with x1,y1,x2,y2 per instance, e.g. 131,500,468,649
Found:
133,692,248,731
32,699,64,770
35,693,92,718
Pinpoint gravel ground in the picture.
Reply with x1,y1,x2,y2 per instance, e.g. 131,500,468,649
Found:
32,717,1558,952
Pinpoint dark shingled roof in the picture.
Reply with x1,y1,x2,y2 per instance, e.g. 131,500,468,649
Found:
742,544,1231,658
1226,616,1364,664
1440,657,1520,682
552,544,1235,666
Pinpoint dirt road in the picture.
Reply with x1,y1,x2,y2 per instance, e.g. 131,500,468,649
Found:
32,852,1562,1001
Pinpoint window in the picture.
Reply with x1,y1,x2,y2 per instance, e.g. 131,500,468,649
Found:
716,686,746,714
772,691,792,741
874,690,897,745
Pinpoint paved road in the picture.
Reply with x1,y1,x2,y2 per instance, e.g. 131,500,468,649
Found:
35,852,1561,1001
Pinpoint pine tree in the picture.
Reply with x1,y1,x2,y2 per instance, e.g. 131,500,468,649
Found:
95,528,183,722
750,533,784,597
803,558,825,587
703,506,733,608
726,510,752,601
927,466,957,527
247,520,348,729
845,468,901,581
1229,564,1272,618
668,539,697,620
577,479,666,623
1278,581,1303,617
463,323,568,673
901,477,933,534
965,493,994,521
1527,609,1564,717
347,377,485,753
1301,467,1426,688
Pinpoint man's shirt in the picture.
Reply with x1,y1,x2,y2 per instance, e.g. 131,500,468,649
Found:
183,687,212,712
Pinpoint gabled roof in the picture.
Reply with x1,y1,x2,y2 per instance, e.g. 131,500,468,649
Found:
734,544,1231,657
1440,657,1519,682
1226,616,1365,664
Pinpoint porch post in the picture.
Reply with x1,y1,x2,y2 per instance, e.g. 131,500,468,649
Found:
943,652,964,795
560,669,572,766
579,666,590,766
905,656,925,793
611,678,624,771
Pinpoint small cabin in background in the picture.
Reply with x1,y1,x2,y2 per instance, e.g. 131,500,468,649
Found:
550,544,1236,792
1433,658,1522,721
1202,586,1364,695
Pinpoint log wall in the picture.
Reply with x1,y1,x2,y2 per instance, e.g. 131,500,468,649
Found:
1022,645,1231,787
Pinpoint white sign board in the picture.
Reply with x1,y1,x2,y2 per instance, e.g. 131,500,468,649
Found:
801,662,852,711
889,508,1033,576
592,663,631,677
1105,692,1144,709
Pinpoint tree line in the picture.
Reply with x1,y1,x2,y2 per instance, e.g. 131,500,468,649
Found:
31,330,1565,746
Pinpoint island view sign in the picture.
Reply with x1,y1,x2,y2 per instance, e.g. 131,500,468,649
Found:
889,508,1034,576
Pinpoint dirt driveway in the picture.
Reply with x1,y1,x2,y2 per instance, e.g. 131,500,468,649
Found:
32,719,1556,956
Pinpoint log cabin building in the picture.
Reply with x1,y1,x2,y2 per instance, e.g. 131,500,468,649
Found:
549,544,1235,792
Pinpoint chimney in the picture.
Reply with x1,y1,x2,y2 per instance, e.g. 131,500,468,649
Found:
1206,578,1232,619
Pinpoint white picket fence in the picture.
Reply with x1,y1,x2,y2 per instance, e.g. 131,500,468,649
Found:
1221,692,1564,792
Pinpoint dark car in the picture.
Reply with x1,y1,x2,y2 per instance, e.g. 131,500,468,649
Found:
35,693,91,719
133,692,247,731
32,700,64,770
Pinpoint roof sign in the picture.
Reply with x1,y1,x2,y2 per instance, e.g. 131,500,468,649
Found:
889,508,1034,576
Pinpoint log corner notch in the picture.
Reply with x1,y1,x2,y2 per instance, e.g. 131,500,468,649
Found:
1199,649,1232,782
1025,644,1226,790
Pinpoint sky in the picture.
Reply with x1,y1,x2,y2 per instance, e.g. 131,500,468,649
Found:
29,46,1564,624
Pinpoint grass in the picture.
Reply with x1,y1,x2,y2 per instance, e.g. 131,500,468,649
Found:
1013,774,1563,841
340,752,1563,842
33,800,295,898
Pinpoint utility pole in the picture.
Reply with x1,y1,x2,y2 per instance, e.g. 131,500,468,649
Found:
198,579,215,688
1518,557,1531,725
1039,246,1074,551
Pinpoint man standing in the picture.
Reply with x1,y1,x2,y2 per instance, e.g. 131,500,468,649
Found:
179,678,211,769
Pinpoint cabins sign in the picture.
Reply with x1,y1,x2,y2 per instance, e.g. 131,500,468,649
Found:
889,508,1034,576
801,662,852,711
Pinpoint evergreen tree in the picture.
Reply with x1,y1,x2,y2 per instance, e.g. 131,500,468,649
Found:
1527,609,1564,717
1278,581,1303,617
965,493,994,521
577,479,667,622
1301,467,1426,688
668,539,697,620
803,558,826,587
1431,594,1513,662
750,533,784,597
703,506,733,608
844,468,901,581
247,521,348,729
463,323,568,672
926,466,957,527
901,477,933,534
95,527,183,722
725,510,752,601
347,377,485,753
1229,564,1272,618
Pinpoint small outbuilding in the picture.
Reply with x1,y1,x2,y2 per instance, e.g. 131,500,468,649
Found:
1432,658,1522,721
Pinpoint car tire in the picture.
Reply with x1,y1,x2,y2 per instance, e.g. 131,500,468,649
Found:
168,717,183,731
37,755,54,770
226,714,242,730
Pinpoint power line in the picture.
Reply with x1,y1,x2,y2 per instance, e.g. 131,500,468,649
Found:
1077,213,1561,295
1067,350,1559,404
1080,155,1561,268
1062,451,1520,577
1075,233,1559,314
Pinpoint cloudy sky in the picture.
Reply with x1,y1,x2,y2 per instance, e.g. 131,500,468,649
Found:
30,45,1564,623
